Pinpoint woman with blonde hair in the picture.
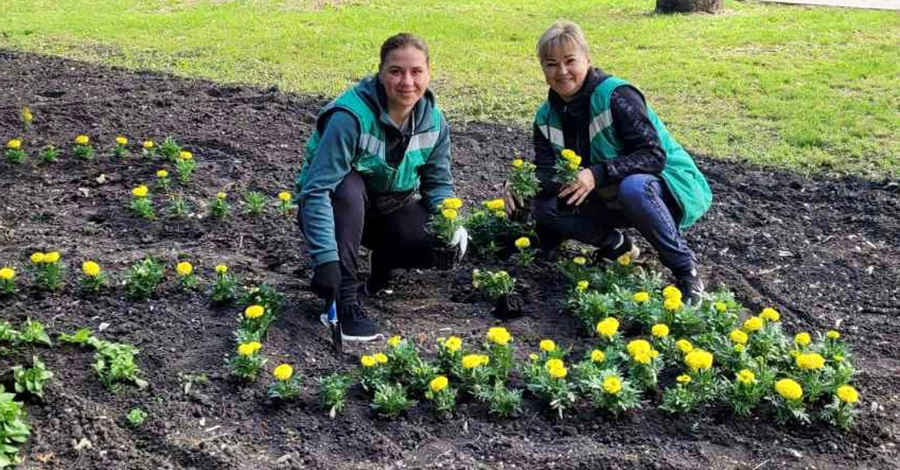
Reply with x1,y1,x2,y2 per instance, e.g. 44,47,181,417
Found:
507,21,712,301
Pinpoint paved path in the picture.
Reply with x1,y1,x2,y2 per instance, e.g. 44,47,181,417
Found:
755,0,899,10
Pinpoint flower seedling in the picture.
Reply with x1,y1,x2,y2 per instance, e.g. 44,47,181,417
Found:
73,134,95,160
176,151,196,183
268,364,302,400
0,267,15,296
243,191,266,216
125,258,164,300
113,135,129,158
130,185,155,220
126,408,147,427
12,355,53,399
210,192,231,219
80,260,107,294
38,145,59,164
4,139,25,163
554,148,581,185
320,372,353,418
29,251,64,292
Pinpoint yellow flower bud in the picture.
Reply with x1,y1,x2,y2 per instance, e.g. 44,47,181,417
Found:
215,264,228,274
836,385,858,404
245,305,265,319
576,280,589,292
590,349,606,363
387,335,401,347
156,169,168,178
760,307,780,322
374,353,388,364
675,339,693,354
278,191,292,202
514,237,531,249
662,285,682,300
539,339,556,352
441,197,463,210
441,208,458,221
729,329,748,345
663,296,682,312
143,140,155,149
651,324,669,338
595,317,619,339
443,336,462,353
82,261,101,277
633,291,650,303
676,374,692,384
602,375,622,395
176,261,193,277
43,252,60,263
617,254,631,266
511,158,524,168
743,316,763,332
775,378,803,401
6,139,22,150
74,134,90,145
0,267,15,281
548,365,567,379
115,136,128,146
573,256,587,266
736,369,756,385
714,301,728,313
178,150,193,160
430,375,449,393
273,364,293,381
216,192,227,200
30,252,45,264
132,185,149,198
360,355,376,368
826,330,841,340
794,332,811,346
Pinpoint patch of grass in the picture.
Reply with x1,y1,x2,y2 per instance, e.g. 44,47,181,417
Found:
2,0,897,176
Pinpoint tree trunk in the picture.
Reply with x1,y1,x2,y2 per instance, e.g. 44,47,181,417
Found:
656,0,723,13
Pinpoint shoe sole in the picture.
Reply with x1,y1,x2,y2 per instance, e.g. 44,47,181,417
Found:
319,314,384,343
599,244,641,264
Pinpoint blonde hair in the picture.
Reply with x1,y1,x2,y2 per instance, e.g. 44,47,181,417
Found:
536,21,590,65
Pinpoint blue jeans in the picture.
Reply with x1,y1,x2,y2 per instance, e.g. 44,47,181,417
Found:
533,173,695,277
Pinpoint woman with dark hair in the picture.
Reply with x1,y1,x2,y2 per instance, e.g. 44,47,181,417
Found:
296,33,464,342
506,21,712,302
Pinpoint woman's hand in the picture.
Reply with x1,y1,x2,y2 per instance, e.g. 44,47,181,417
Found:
558,168,596,206
502,181,524,216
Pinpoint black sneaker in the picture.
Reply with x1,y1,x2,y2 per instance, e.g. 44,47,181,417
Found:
675,270,705,304
593,230,641,264
320,303,383,342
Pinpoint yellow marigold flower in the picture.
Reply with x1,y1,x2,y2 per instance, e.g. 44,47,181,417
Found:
441,208,458,221
515,237,531,249
714,301,728,313
30,252,45,264
826,330,841,340
462,354,488,369
178,150,193,160
21,107,32,122
387,335,401,347
675,339,693,354
836,385,858,404
602,375,622,395
743,316,763,332
796,352,825,370
360,355,376,368
486,327,511,346
215,264,228,274
649,349,659,359
590,349,606,363
115,136,128,146
775,378,803,401
676,374,692,384
684,349,714,371
278,191,292,202
156,169,168,178
245,304,265,319
43,251,60,263
176,261,193,276
627,339,652,358
273,364,293,381
511,158,524,168
662,285,682,300
374,353,388,364
430,375,449,393
633,351,652,365
82,261,101,277
560,149,576,161
237,341,261,356
132,185,149,198
441,197,463,210
0,267,15,280
736,369,756,385
143,140,155,149
663,296,682,312
216,192,227,200
576,280,589,292
545,358,564,370
572,256,587,266
794,332,811,346
729,329,748,345
74,134,90,145
548,365,567,379
567,156,581,169
595,317,619,339
539,339,556,352
734,344,746,353
651,324,669,338
760,307,780,322
443,336,462,353
633,291,650,303
483,198,505,211
6,139,21,150
617,254,631,266
493,210,506,218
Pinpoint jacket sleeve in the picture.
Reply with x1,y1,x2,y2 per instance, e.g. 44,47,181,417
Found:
417,114,455,212
596,85,666,185
299,110,358,267
533,122,560,199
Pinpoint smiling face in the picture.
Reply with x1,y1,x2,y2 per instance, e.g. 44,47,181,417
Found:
541,44,591,101
379,45,431,114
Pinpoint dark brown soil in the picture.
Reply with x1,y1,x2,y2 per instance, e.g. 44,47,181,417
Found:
1,50,898,469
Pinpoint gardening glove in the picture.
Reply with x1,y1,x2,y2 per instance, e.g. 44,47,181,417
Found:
450,226,469,261
311,261,341,302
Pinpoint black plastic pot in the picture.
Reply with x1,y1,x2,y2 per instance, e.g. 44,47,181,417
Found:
433,246,458,271
493,293,524,319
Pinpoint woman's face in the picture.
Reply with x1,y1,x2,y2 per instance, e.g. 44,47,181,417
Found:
379,46,430,112
541,45,590,101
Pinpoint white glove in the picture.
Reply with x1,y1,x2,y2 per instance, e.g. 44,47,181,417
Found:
450,226,468,261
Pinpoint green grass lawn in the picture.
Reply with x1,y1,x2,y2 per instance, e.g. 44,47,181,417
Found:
2,0,898,177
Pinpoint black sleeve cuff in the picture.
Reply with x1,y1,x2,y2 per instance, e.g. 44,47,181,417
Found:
589,163,607,188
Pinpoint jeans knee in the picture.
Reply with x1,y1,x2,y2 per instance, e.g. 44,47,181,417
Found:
332,172,366,212
617,174,656,212
532,198,557,227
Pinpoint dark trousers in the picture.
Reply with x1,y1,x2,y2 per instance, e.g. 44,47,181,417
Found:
533,173,695,277
332,172,436,305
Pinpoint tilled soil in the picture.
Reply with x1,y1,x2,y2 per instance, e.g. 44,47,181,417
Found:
0,50,898,469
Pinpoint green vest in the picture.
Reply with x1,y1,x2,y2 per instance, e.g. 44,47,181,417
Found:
534,76,712,230
297,83,443,195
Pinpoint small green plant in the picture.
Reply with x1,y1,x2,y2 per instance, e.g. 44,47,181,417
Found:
92,341,149,390
141,140,156,158
426,197,463,245
583,370,641,416
177,373,209,395
166,194,190,218
4,139,25,163
210,192,231,219
0,267,16,296
12,356,53,399
37,145,59,164
268,364,302,400
210,264,238,304
158,136,182,162
19,318,51,346
155,169,171,192
522,357,576,419
125,258,164,300
73,134,95,160
822,384,860,430
513,236,534,267
228,341,265,381
0,385,31,468
80,260,107,294
424,375,456,416
277,191,295,217
29,251,65,292
242,191,267,216
238,283,284,317
370,382,414,418
130,185,155,220
474,381,522,418
320,372,354,418
358,354,390,392
126,408,147,427
471,269,515,301
726,368,772,416
175,151,196,183
113,136,130,158
175,261,199,290
58,327,94,346
508,157,540,200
